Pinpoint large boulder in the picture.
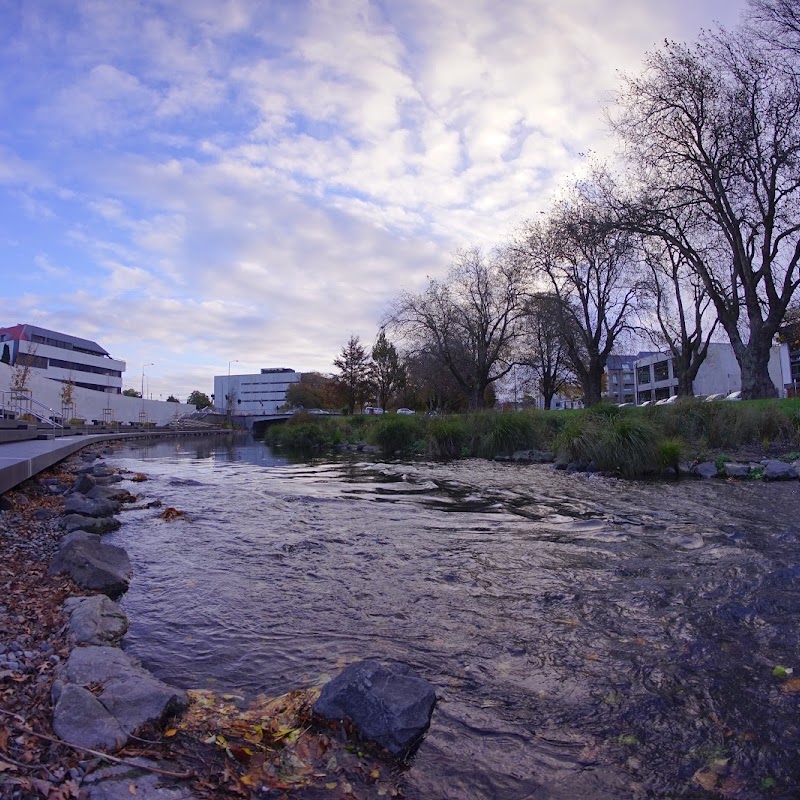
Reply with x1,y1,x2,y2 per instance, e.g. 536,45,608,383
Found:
49,531,131,597
64,493,119,518
693,461,719,479
763,460,798,481
62,514,121,534
64,595,129,646
313,660,436,758
723,462,751,478
52,684,127,751
71,472,97,495
61,646,188,745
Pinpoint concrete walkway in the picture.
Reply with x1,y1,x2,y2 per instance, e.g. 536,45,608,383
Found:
0,429,228,495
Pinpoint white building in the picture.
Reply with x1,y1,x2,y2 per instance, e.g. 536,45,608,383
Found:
634,343,790,403
0,323,125,393
214,368,301,416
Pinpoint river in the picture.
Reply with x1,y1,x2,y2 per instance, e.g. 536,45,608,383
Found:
106,434,800,799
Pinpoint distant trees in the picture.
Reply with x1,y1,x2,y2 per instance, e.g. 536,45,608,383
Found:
370,330,405,410
517,293,572,411
166,395,180,403
186,390,212,409
286,372,344,410
334,335,372,414
388,247,527,408
122,388,141,398
520,190,642,405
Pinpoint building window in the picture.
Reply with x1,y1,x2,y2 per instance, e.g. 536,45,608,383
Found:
16,353,48,369
637,365,651,385
653,361,670,382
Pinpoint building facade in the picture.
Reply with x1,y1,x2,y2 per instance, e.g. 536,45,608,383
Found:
633,343,789,403
214,368,301,416
0,323,125,394
604,353,658,405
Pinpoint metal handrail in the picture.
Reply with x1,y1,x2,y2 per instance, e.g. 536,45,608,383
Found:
0,390,64,436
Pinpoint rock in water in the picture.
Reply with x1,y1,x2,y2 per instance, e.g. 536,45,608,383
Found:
313,659,436,758
49,531,131,597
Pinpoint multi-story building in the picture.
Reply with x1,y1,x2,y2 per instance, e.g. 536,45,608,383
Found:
633,342,789,403
0,323,125,393
213,367,301,416
604,353,657,405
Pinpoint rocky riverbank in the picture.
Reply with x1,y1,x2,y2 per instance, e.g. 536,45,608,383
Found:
0,444,435,800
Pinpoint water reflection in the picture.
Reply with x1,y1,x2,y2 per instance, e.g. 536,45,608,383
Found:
106,442,800,799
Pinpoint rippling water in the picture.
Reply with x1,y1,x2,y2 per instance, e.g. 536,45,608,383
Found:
106,435,800,799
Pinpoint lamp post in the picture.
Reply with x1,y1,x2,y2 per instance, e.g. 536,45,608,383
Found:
141,363,153,424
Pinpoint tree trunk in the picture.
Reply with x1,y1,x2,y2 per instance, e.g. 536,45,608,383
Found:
738,340,778,399
581,363,605,406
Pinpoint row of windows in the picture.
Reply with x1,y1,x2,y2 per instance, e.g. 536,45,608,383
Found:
637,360,676,385
238,382,295,388
16,353,122,378
48,357,122,378
30,333,105,358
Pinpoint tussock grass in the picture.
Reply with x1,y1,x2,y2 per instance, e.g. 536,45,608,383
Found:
427,417,468,458
470,411,543,459
369,415,423,455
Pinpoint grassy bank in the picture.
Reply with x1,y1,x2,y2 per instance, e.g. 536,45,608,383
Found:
263,399,800,476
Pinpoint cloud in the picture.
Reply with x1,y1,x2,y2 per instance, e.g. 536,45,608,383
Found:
0,0,747,400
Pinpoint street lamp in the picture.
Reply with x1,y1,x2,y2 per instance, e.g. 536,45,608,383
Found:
141,363,153,424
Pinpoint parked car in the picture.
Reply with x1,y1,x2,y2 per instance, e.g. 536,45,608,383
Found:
724,391,742,401
362,406,385,415
638,400,652,407
395,408,415,415
704,393,726,402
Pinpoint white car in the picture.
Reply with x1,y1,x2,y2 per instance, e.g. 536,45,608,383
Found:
638,400,652,407
362,406,385,415
724,391,742,401
395,408,415,415
655,395,679,406
704,393,726,402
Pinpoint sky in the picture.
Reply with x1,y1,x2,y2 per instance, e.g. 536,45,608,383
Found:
0,0,746,402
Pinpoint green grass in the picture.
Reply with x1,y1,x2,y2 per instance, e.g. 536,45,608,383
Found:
262,398,800,477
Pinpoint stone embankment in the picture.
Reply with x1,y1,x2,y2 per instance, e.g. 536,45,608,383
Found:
2,444,438,799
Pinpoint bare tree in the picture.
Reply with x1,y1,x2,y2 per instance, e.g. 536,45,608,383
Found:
611,29,800,398
640,238,719,396
388,247,527,409
521,190,642,405
747,0,800,57
517,293,572,410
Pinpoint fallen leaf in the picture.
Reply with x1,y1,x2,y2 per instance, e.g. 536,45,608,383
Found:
0,760,18,773
164,729,177,737
780,677,800,694
129,784,137,795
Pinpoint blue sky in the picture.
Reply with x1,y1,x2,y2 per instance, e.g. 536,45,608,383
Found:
0,0,745,401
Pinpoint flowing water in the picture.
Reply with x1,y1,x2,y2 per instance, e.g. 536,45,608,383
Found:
106,435,800,799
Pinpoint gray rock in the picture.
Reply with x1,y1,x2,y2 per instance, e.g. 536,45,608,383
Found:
724,462,751,478
49,531,131,597
314,659,436,758
92,464,115,478
53,684,127,751
64,645,137,685
64,494,119,518
763,460,798,481
100,672,188,735
94,475,125,486
87,485,136,504
64,595,129,646
71,473,97,495
511,450,555,464
693,461,718,479
63,646,188,740
62,514,122,534
82,758,198,800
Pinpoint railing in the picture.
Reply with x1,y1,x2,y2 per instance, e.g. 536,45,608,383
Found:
0,390,64,436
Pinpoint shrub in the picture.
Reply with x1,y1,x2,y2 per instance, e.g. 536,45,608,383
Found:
427,417,468,459
369,415,421,455
472,411,542,459
591,416,662,477
658,437,685,474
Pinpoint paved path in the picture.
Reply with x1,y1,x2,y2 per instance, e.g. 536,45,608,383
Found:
0,430,227,494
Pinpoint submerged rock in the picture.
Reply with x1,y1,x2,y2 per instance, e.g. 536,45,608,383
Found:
62,514,121,534
314,659,436,758
81,758,198,800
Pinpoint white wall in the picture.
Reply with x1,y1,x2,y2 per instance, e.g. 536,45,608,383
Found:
0,362,195,424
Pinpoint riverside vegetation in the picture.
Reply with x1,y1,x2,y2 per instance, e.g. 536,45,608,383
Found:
265,399,800,477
